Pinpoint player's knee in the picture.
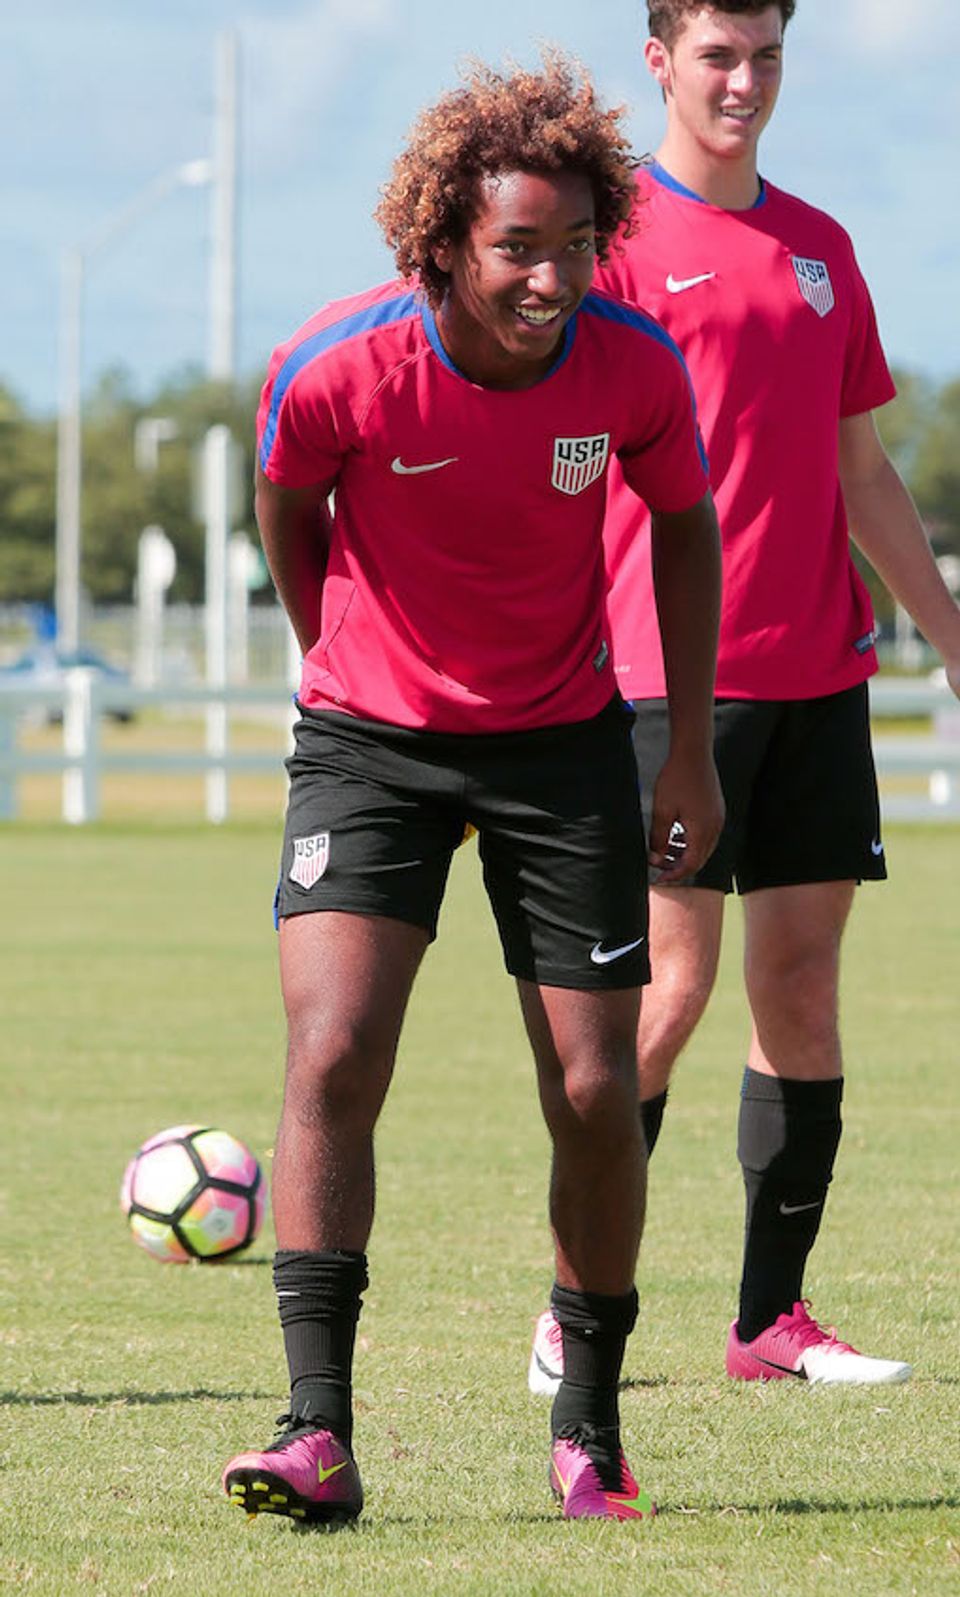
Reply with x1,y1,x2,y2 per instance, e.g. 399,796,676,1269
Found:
285,1019,393,1130
558,1045,638,1135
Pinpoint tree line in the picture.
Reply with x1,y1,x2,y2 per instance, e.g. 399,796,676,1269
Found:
1,364,958,616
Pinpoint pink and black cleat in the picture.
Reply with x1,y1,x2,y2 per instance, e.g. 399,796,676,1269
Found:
550,1425,656,1521
726,1300,912,1386
223,1415,363,1525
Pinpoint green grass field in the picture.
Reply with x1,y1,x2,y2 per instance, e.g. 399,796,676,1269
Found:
1,822,958,1595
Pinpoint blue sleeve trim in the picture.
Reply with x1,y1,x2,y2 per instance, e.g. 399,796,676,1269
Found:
260,291,421,472
581,293,709,475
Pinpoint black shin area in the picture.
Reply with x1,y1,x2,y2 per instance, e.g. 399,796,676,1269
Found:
274,1249,368,1447
641,1090,668,1156
549,1284,638,1441
737,1069,842,1341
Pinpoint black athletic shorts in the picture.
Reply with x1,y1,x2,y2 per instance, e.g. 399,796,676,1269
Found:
276,695,650,989
630,682,886,894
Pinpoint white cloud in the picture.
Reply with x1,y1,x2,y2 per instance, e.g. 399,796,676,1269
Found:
241,0,397,166
844,0,956,55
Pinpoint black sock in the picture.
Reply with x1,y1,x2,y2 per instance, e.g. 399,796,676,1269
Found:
549,1284,638,1442
274,1249,368,1447
641,1090,668,1156
736,1069,842,1342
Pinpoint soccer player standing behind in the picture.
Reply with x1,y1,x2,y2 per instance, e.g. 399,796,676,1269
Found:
528,3,960,1399
222,54,723,1524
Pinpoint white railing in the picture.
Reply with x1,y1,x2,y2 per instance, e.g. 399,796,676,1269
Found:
1,670,959,824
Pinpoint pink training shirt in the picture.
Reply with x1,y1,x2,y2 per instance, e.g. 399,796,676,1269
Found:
258,279,708,733
597,163,896,702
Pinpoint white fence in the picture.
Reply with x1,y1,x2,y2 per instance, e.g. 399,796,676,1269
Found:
0,671,959,825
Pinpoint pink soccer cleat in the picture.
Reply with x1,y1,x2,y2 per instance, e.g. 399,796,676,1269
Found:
550,1425,656,1521
726,1300,912,1386
223,1416,363,1525
528,1308,564,1396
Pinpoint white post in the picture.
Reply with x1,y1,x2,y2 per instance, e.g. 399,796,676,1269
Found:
209,30,238,382
204,426,231,822
55,248,84,653
135,526,177,687
0,711,16,820
228,532,255,683
62,668,99,824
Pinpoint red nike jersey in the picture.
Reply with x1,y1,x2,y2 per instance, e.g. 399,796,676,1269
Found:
597,162,896,701
258,279,708,732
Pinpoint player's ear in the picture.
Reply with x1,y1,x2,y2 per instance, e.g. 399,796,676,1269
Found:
644,37,672,93
432,240,453,275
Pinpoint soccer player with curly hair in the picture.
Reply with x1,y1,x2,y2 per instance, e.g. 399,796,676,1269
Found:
527,3,960,1400
222,53,723,1524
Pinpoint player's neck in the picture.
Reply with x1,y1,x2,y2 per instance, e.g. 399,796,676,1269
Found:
653,132,762,212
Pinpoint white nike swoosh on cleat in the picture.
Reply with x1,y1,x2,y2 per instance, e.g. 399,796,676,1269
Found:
391,456,458,475
665,271,716,294
590,937,646,965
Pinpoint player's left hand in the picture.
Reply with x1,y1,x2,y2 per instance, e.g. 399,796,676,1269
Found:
648,750,725,883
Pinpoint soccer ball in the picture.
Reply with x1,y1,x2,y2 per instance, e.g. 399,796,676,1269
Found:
120,1124,267,1263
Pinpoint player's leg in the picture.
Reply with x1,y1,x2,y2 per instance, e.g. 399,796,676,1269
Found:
636,883,724,1115
630,696,761,1150
726,686,909,1385
521,979,654,1520
224,710,461,1522
476,698,655,1516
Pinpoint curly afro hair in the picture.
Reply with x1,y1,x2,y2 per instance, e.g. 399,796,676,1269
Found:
375,51,637,308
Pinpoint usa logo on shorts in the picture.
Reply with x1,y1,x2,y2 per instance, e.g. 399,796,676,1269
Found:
289,832,330,889
792,257,835,318
552,433,610,496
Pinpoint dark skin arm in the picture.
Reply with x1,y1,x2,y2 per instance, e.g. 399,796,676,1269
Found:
254,460,335,655
648,490,725,879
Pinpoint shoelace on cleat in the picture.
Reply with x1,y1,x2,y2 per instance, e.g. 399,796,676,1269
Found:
770,1301,859,1357
554,1422,627,1493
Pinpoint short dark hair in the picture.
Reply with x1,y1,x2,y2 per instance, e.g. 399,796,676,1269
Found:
648,1,795,49
375,52,637,308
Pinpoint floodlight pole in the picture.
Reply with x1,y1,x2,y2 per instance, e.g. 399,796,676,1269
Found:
53,159,213,653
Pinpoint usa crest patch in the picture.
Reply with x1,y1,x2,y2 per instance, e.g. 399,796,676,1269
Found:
552,433,610,496
289,832,330,889
792,257,835,318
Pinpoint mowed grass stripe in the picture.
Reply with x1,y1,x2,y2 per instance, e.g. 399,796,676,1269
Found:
0,823,957,1595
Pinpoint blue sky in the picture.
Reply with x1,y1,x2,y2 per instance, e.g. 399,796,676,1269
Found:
3,0,957,415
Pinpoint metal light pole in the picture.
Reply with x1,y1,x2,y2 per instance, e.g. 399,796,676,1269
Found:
54,158,213,653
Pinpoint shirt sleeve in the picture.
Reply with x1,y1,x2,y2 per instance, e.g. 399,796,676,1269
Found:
617,334,710,513
839,238,897,419
256,342,348,489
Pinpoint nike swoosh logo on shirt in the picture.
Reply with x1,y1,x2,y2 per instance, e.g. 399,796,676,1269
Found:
391,456,458,475
590,937,646,966
871,839,884,856
779,1200,822,1216
665,271,716,294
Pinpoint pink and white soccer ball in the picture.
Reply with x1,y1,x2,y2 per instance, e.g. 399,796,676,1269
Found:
120,1124,267,1262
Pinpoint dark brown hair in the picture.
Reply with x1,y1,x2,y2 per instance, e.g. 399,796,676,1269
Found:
375,52,637,308
648,1,795,50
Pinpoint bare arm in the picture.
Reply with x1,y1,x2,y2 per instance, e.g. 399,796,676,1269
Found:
839,411,960,697
649,490,725,878
254,461,335,655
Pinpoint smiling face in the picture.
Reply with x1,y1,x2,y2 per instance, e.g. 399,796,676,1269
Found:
647,5,784,179
432,169,597,389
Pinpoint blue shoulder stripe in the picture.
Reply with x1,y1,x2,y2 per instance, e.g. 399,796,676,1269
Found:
581,293,709,475
260,290,420,469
